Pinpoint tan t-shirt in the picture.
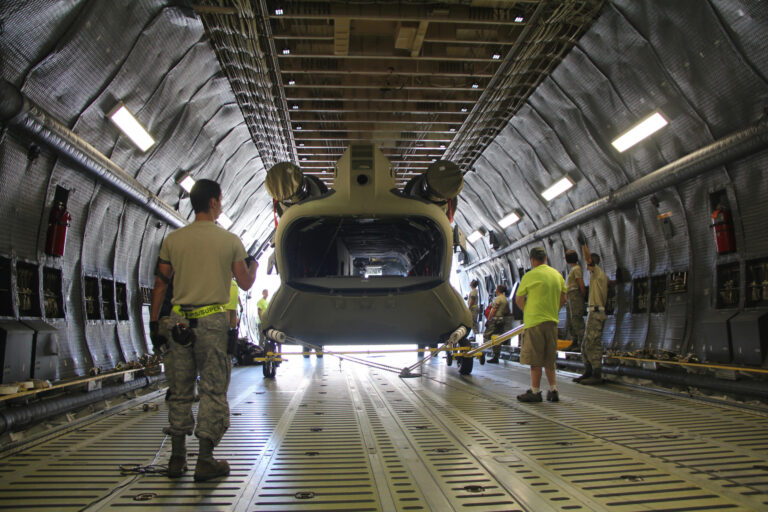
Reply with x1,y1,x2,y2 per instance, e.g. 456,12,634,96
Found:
566,265,583,291
468,288,478,309
492,294,510,317
588,265,608,307
159,221,247,306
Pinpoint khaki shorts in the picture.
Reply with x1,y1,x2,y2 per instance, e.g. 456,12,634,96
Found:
520,321,558,368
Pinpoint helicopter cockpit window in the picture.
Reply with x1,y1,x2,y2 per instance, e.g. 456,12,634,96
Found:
284,216,444,290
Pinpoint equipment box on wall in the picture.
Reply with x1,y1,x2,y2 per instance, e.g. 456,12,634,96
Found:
729,309,768,366
0,320,34,384
22,319,59,381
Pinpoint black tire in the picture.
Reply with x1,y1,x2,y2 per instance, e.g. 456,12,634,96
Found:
458,355,474,375
263,342,277,378
446,350,453,366
316,346,323,358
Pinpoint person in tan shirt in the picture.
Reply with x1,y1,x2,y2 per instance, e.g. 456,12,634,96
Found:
574,236,608,385
564,249,586,351
150,179,256,481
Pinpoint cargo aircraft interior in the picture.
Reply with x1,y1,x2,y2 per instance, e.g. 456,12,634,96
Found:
1,1,768,510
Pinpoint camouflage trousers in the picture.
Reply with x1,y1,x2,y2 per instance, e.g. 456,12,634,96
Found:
163,310,231,444
485,317,507,357
469,305,479,336
581,310,606,367
565,289,585,345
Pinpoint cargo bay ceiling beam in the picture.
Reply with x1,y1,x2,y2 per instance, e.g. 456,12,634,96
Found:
195,0,605,187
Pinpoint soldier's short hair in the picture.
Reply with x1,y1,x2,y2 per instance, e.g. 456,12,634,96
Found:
190,179,221,214
565,250,579,264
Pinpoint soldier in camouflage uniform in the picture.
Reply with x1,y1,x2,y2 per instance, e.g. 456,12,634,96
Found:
150,179,256,481
467,279,480,338
564,250,586,351
485,284,510,363
574,236,608,385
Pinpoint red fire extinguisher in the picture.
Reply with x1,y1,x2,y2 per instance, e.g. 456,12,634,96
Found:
45,201,71,257
711,204,736,254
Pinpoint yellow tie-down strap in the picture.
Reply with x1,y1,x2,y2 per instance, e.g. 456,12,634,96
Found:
172,304,226,319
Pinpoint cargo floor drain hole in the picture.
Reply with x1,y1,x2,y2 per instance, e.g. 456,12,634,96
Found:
464,485,485,493
295,491,315,499
310,427,323,432
305,451,320,456
621,475,644,482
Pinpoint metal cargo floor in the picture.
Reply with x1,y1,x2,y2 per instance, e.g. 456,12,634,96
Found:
1,354,767,511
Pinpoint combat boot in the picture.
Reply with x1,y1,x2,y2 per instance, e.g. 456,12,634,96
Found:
194,438,230,482
572,362,592,383
167,435,187,478
579,368,604,385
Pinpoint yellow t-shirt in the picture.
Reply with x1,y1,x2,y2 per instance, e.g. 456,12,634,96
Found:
159,221,247,305
225,280,239,310
516,264,566,328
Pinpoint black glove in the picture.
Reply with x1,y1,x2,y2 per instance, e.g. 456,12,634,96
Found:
576,231,586,245
149,320,168,354
245,255,256,267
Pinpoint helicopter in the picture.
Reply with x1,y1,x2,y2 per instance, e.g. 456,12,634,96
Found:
258,144,476,378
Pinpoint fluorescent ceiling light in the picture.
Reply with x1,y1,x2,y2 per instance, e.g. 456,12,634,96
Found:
492,53,501,60
274,8,283,15
541,176,574,201
471,83,479,89
498,211,521,228
282,48,291,55
217,213,233,230
611,111,668,152
467,230,484,243
514,16,524,23
179,175,196,193
108,104,155,152
288,79,296,85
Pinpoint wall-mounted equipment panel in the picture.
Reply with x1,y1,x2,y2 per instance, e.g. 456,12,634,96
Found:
745,258,768,308
16,262,41,317
716,263,740,309
140,287,152,305
84,276,101,321
101,279,115,321
0,256,12,317
632,278,649,313
43,267,65,319
668,271,687,293
116,282,129,321
650,275,667,313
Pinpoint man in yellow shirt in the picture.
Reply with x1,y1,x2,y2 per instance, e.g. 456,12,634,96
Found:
515,246,566,402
